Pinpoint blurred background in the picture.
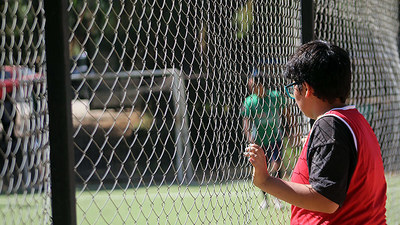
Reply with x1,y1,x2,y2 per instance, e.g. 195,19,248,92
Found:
1,0,400,224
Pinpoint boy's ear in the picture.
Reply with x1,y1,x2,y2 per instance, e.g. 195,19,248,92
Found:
304,82,314,98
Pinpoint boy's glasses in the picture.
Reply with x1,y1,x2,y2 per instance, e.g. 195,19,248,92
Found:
285,82,302,99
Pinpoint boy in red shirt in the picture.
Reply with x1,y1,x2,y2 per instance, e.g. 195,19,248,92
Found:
245,40,387,224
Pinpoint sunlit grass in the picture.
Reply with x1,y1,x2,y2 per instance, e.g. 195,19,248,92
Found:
386,173,400,225
76,181,290,225
1,174,399,224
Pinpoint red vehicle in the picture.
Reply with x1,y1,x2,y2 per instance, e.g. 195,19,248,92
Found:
1,66,44,99
0,66,45,140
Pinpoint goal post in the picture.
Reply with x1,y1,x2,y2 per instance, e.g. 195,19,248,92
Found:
71,68,194,183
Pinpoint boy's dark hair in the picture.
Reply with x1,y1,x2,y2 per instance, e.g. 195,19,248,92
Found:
284,40,351,103
248,67,267,88
249,67,264,82
249,58,281,89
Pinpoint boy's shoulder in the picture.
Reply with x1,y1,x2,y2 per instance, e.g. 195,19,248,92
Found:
268,90,286,104
244,94,259,103
241,94,260,116
268,90,280,97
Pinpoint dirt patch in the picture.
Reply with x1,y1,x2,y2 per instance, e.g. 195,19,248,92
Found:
72,99,153,137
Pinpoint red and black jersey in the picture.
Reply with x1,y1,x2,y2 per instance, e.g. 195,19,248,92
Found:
291,105,387,225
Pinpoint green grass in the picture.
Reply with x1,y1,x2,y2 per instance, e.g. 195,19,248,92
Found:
0,174,399,224
74,138,298,225
386,173,400,225
77,174,398,225
0,192,51,224
75,181,290,225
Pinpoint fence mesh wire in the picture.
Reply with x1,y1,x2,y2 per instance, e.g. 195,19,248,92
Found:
1,0,400,224
314,0,400,173
0,0,51,224
69,1,304,224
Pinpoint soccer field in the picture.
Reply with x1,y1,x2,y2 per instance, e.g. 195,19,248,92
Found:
1,174,399,224
75,174,400,225
75,181,290,225
386,173,400,225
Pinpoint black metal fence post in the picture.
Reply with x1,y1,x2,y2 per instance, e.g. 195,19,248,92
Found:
301,0,315,44
301,0,316,126
43,0,76,224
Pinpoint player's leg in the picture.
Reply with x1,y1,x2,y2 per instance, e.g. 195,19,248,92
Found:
271,139,283,179
270,140,284,209
259,145,269,209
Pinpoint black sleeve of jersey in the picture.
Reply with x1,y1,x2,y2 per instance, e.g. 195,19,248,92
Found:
307,116,357,207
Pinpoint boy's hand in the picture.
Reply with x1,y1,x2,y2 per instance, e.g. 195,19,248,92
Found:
244,144,270,188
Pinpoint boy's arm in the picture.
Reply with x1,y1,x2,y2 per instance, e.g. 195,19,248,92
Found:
241,98,254,143
242,117,253,143
245,144,339,214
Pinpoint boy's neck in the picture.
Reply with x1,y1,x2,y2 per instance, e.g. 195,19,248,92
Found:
254,86,266,97
313,99,347,120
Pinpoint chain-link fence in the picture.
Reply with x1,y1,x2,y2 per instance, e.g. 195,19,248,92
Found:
1,0,400,224
0,1,51,224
